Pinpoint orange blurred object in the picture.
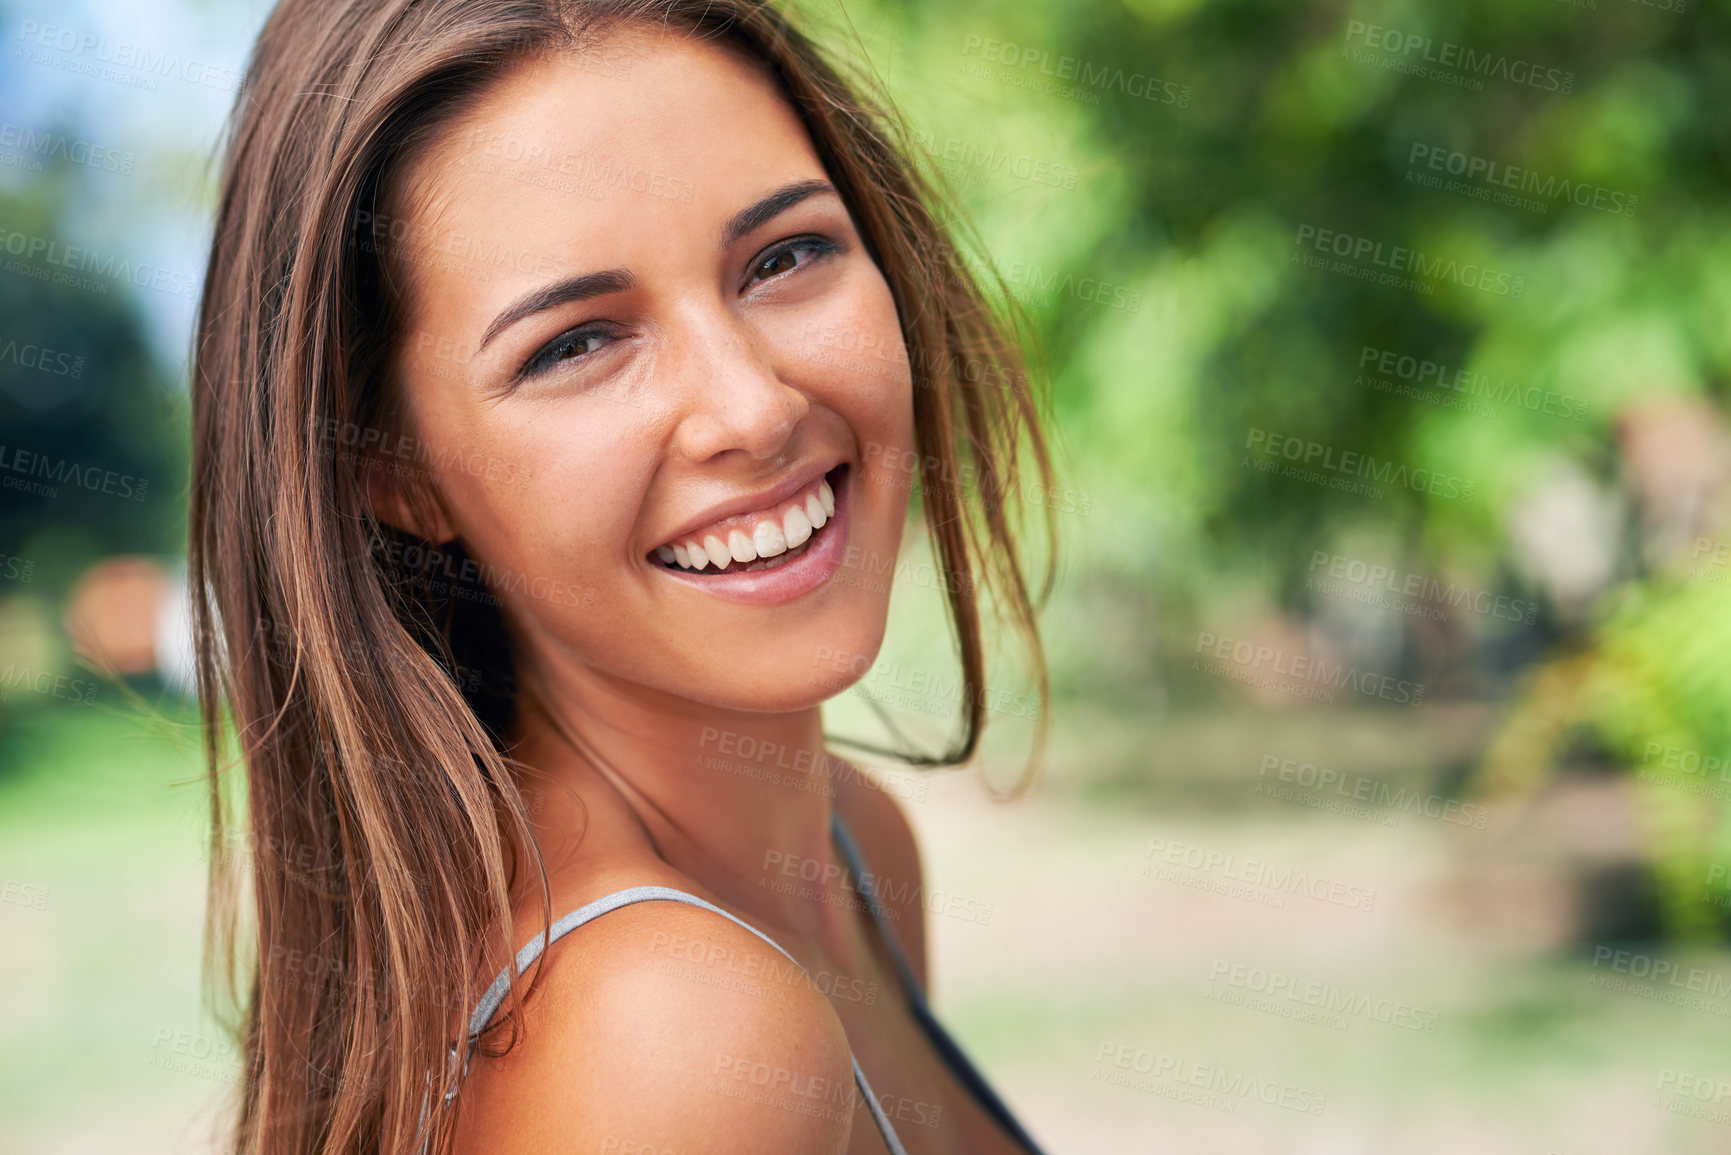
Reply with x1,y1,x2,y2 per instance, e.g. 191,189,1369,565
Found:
62,556,169,676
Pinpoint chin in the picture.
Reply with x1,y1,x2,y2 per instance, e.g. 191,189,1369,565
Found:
667,608,893,715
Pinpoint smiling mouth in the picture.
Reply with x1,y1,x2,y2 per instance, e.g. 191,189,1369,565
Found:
651,465,844,576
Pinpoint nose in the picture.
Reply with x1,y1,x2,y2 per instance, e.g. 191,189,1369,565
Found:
665,305,808,464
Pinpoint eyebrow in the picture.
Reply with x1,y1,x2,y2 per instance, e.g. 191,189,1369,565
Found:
722,178,836,249
477,269,635,353
475,179,839,355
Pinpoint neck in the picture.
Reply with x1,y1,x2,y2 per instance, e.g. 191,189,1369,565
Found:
505,653,855,939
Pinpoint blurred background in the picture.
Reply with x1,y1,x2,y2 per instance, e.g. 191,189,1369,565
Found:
4,0,1731,1151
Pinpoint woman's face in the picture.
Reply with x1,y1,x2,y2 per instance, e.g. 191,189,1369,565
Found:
383,29,915,713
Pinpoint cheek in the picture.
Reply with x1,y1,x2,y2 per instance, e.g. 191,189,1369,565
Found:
404,383,645,597
769,265,911,423
824,274,916,520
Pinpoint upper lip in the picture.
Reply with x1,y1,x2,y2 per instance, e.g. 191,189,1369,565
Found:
648,458,842,554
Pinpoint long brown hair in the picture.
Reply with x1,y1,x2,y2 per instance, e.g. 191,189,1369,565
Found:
189,1,1055,1152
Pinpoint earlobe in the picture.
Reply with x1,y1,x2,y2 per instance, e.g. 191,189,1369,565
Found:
365,458,457,544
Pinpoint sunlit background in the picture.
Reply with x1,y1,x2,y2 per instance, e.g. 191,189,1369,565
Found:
5,0,1731,1151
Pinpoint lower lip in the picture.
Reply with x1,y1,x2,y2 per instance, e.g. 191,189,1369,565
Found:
651,470,851,606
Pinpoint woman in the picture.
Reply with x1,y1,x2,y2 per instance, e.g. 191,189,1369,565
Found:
190,1,1055,1152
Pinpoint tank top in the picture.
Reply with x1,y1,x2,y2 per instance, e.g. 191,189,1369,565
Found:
422,811,1047,1154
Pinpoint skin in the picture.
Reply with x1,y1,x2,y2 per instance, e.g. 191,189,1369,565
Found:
374,28,1031,1155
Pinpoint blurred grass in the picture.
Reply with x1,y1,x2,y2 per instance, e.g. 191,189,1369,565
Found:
0,700,230,1154
6,701,1731,1150
916,714,1731,1153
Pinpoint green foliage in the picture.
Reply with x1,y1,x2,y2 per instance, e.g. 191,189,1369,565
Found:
826,0,1731,935
1499,580,1731,939
838,0,1728,605
0,181,187,595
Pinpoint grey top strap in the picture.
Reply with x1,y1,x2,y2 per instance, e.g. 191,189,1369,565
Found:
831,815,1049,1155
444,883,909,1155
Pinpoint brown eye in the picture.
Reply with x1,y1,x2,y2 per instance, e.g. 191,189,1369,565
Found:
520,328,612,380
744,237,840,288
550,332,605,362
756,250,799,278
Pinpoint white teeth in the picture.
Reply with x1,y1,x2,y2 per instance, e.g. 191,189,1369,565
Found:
728,529,757,564
662,476,838,572
784,503,812,548
754,519,788,558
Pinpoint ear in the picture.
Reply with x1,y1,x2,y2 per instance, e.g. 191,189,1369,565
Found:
364,453,457,544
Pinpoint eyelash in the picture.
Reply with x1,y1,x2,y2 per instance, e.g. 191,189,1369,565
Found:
520,326,613,380
744,235,841,288
515,235,842,382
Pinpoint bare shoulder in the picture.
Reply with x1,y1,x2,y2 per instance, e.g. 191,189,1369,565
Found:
451,894,855,1155
834,762,929,990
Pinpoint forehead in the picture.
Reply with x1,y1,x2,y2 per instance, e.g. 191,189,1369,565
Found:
388,29,825,314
